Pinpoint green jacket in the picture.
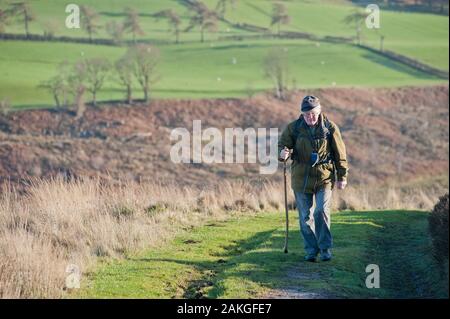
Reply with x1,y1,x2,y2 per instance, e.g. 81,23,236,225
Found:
278,113,348,193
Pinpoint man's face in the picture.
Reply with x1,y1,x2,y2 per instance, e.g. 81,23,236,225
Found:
303,110,320,126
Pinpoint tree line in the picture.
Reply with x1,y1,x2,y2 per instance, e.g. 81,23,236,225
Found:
40,44,160,118
352,0,448,14
0,1,220,43
40,43,295,114
0,0,299,44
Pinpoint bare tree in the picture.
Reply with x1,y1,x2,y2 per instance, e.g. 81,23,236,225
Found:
215,0,238,19
0,11,7,34
40,75,68,108
39,75,66,108
154,9,182,44
67,62,88,119
105,20,125,45
39,61,72,108
124,7,144,44
127,45,160,103
9,1,35,38
343,9,369,46
263,48,289,100
270,2,290,36
115,54,135,104
0,1,12,34
42,20,58,39
82,58,110,107
380,34,385,52
0,98,11,115
437,0,449,13
186,2,218,43
80,5,100,43
245,81,256,100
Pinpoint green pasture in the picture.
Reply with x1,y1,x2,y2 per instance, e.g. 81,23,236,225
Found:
1,0,448,70
0,39,443,109
202,0,449,70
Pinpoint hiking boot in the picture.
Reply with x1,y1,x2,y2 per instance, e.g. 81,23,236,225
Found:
304,254,317,262
320,249,332,261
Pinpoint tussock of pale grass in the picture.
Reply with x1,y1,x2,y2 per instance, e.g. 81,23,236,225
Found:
0,176,445,298
0,230,67,298
332,184,445,211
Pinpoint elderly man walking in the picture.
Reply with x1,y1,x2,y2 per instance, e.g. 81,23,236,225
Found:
278,95,348,262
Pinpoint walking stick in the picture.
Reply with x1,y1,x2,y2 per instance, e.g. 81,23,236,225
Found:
283,159,289,253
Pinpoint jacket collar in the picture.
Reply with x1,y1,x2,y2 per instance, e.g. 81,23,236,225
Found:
298,113,329,137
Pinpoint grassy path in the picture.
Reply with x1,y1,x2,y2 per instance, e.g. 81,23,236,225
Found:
77,210,448,299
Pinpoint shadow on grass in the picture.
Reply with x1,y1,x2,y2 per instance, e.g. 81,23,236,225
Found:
361,52,439,80
130,213,383,298
244,1,272,19
168,41,308,54
132,229,282,298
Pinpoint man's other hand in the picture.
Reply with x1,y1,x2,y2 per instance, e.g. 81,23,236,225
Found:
337,180,347,190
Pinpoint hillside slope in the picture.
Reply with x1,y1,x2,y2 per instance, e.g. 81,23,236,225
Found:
1,85,448,191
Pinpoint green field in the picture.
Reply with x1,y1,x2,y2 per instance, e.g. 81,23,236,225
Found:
77,210,448,299
203,0,449,70
0,0,448,108
0,39,444,108
2,0,250,43
2,0,447,70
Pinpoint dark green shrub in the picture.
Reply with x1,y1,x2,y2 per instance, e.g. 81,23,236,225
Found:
429,193,449,264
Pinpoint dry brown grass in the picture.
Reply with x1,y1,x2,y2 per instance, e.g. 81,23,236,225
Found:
0,177,283,298
332,185,441,211
0,176,446,298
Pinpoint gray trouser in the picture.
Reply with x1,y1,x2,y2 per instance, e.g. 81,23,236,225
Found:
294,187,333,255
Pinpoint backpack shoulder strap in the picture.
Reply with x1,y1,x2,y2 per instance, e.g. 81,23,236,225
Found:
322,116,336,163
290,117,304,161
322,115,333,140
291,117,303,142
